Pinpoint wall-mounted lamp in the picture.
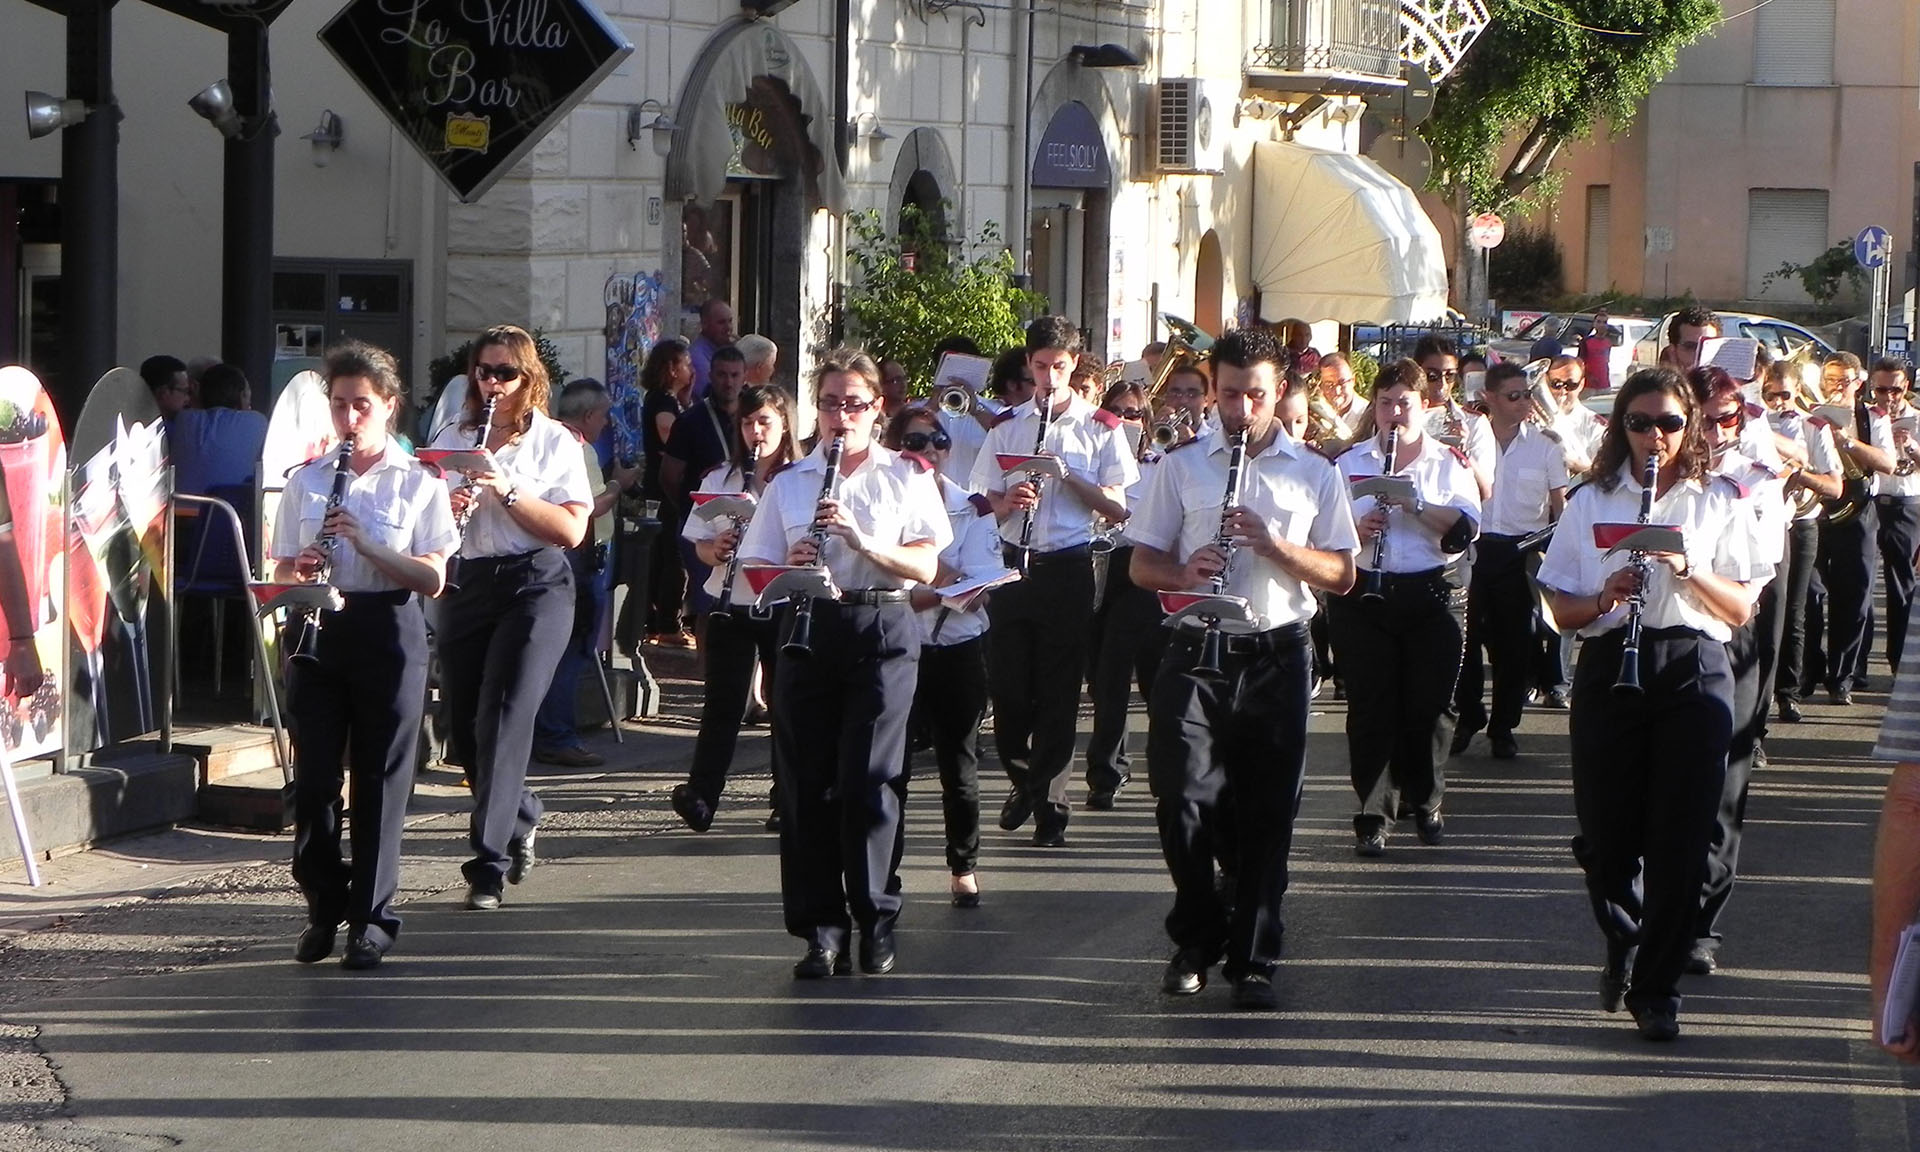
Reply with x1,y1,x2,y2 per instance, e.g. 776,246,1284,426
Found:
627,99,678,158
1068,43,1143,69
187,80,244,139
23,90,97,139
302,109,344,167
850,112,892,161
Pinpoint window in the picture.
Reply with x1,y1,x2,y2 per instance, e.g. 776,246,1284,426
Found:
1753,0,1834,86
1584,185,1611,296
1745,189,1830,300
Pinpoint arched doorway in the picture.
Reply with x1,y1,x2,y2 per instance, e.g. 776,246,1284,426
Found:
888,126,958,246
1195,230,1225,337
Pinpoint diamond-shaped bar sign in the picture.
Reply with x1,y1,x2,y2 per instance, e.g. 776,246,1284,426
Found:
318,0,632,204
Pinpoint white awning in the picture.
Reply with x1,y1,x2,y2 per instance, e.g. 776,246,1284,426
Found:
1250,140,1449,325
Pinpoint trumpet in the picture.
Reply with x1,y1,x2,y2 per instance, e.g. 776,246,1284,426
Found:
939,386,972,417
711,442,761,619
1360,424,1399,603
1613,449,1660,696
783,434,845,657
453,393,499,532
1193,428,1248,680
289,435,356,665
1149,408,1190,453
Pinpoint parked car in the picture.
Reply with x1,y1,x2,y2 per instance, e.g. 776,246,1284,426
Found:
1633,311,1836,368
1488,312,1658,390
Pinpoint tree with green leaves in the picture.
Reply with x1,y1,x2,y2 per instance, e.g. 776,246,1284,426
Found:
1421,0,1720,317
843,206,1046,391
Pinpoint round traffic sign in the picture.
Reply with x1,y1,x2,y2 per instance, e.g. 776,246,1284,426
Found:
1855,225,1892,269
1470,212,1505,250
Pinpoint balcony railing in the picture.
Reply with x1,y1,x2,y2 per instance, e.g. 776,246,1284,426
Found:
1246,0,1405,92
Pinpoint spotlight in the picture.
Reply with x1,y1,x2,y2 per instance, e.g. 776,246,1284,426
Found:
1068,43,1143,69
188,80,243,139
23,91,88,139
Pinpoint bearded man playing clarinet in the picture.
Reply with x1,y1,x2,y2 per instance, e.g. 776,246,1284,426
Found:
1128,327,1358,1010
1537,366,1759,1042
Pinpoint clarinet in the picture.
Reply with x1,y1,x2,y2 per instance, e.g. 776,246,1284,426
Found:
712,442,761,619
1193,428,1248,679
289,435,356,665
1612,449,1660,696
452,393,499,532
1015,391,1056,575
1359,424,1399,603
782,434,845,657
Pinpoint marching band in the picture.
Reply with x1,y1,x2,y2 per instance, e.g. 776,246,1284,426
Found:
266,314,1899,1039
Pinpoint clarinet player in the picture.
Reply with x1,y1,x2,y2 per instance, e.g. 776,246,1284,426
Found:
1128,328,1358,1009
1537,366,1758,1041
433,325,593,912
278,342,457,969
734,347,950,979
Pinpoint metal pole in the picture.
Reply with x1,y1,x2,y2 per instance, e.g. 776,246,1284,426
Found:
222,24,275,403
58,0,118,428
1010,0,1033,284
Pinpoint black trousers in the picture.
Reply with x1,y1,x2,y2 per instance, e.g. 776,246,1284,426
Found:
441,548,574,893
1084,545,1168,794
1879,497,1920,672
1570,627,1730,1018
772,599,919,952
986,544,1094,832
1696,580,1782,950
1147,623,1312,978
1454,536,1536,737
684,608,780,810
1816,505,1878,691
289,592,428,950
898,636,988,877
1776,519,1820,700
1326,569,1465,833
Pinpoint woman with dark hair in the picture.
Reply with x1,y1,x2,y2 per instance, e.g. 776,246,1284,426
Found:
640,338,694,643
275,341,457,969
431,324,593,912
671,384,804,833
1537,366,1759,1040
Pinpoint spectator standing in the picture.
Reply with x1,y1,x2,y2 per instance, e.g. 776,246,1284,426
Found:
688,299,736,399
639,339,692,644
1581,311,1616,390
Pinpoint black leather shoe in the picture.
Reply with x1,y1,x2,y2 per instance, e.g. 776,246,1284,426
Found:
1448,724,1479,756
764,810,782,833
1830,684,1854,706
1354,829,1387,858
793,947,849,979
1490,733,1518,759
859,930,897,975
1631,1004,1680,1041
294,921,338,964
341,935,385,971
1685,942,1717,975
1778,694,1804,723
671,784,715,833
1544,688,1571,710
1230,973,1278,1011
1599,966,1629,1013
1032,825,1067,848
1161,948,1207,995
465,885,502,911
507,826,538,885
1416,812,1445,846
998,788,1033,832
950,874,981,908
1086,788,1117,811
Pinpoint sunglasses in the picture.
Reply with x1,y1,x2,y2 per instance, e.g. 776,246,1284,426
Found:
1497,389,1530,403
1706,410,1743,428
1424,369,1458,383
474,362,522,383
1762,391,1793,403
1548,381,1581,392
1624,412,1688,435
816,397,878,414
1112,406,1146,420
902,429,951,453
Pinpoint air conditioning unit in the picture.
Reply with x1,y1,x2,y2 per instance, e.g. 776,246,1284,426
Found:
1156,77,1226,174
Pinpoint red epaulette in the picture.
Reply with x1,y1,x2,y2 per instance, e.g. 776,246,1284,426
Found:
1594,414,1609,427
566,424,586,444
1448,445,1472,468
903,452,935,473
968,493,994,517
1090,408,1122,430
989,408,1019,428
766,459,798,483
1711,471,1749,499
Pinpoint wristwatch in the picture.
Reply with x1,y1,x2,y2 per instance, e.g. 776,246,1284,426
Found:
1409,495,1427,518
501,485,520,508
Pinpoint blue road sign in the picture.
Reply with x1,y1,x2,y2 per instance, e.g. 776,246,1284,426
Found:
1856,226,1892,269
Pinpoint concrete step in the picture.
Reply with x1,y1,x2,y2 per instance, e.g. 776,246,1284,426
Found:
196,766,294,833
171,725,283,784
0,747,199,861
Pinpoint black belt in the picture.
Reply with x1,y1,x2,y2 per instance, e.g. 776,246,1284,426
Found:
458,548,553,568
1003,543,1091,567
1366,566,1449,586
338,589,414,607
1171,620,1310,655
1586,624,1707,644
837,589,911,606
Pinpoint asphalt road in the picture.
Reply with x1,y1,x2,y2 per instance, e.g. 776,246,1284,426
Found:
1,655,1916,1152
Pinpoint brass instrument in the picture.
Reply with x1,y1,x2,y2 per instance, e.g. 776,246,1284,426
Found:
1307,393,1352,449
1613,449,1660,696
453,393,500,532
289,436,356,665
711,443,761,619
1360,424,1400,602
1773,356,1828,518
1194,429,1248,679
939,386,972,417
1148,408,1191,454
1139,331,1207,435
783,434,845,657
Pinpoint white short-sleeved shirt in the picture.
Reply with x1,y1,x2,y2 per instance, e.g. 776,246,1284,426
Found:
1880,404,1920,498
1337,434,1482,573
936,408,988,488
1483,422,1570,537
428,409,593,558
270,440,459,592
968,394,1137,552
1424,401,1496,478
737,440,952,590
1537,465,1756,642
1558,403,1607,467
1712,447,1786,587
917,476,1003,646
681,463,759,602
1127,427,1360,629
1767,410,1841,522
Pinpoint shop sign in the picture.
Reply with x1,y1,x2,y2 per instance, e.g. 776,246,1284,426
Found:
319,0,633,203
1032,101,1110,189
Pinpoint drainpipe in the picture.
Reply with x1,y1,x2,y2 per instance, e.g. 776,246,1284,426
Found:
1010,0,1033,285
